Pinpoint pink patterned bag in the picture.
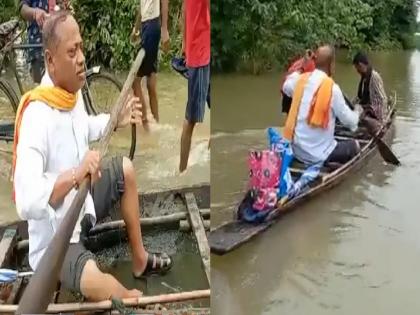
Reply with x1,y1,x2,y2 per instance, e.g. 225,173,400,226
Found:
248,150,281,211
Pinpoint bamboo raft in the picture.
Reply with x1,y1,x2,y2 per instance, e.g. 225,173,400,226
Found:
0,183,210,314
209,98,397,255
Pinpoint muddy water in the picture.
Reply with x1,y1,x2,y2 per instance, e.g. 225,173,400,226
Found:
211,50,420,314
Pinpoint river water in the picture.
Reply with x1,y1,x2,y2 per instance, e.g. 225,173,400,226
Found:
211,50,420,314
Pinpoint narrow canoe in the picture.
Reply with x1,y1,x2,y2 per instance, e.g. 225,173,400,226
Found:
209,98,396,255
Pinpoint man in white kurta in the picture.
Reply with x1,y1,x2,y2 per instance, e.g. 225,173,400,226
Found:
14,11,172,301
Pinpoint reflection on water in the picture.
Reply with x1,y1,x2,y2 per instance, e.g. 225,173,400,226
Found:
211,50,420,314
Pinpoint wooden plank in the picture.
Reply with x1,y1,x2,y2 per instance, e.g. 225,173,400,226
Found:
179,219,210,232
0,228,17,267
90,209,211,235
184,193,210,285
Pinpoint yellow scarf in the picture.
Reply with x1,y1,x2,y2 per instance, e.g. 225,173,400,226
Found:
283,73,334,141
12,86,77,183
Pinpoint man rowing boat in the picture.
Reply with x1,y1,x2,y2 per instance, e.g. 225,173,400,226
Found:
282,45,363,165
13,11,172,301
352,52,388,133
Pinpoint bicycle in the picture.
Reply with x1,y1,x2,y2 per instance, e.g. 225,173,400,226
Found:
0,19,137,159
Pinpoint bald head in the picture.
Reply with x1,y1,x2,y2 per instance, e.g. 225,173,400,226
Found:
314,45,335,75
42,10,73,52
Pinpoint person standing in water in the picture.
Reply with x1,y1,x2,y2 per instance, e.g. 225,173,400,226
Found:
179,0,210,172
131,0,170,131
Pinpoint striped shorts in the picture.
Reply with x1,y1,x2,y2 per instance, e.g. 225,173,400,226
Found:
185,64,210,123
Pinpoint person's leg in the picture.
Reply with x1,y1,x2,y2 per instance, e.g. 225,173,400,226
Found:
179,65,209,172
147,73,159,122
145,19,161,123
135,19,157,131
60,243,141,301
180,120,196,172
325,139,360,164
120,156,148,274
80,260,142,301
91,156,172,277
132,76,149,131
30,56,43,84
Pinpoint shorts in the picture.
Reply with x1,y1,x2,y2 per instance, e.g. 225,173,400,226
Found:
325,140,360,164
60,156,125,292
30,52,44,84
137,18,161,77
185,64,210,123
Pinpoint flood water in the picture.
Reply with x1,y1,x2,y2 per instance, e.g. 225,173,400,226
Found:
211,50,420,314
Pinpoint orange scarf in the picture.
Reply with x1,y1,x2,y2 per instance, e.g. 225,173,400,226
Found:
283,73,334,141
12,86,77,185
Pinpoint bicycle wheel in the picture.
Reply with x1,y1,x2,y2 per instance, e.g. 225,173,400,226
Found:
84,71,137,160
0,78,19,142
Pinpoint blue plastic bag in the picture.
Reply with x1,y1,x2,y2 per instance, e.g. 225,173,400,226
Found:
267,127,293,198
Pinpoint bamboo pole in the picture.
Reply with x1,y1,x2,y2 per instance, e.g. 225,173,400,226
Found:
109,308,210,315
16,49,146,314
90,209,210,234
1,289,210,313
179,220,210,232
15,209,211,252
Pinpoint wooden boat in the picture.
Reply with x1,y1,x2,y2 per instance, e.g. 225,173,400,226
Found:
209,98,397,255
0,183,210,314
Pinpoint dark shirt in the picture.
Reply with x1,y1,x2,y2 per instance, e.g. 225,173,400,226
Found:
19,0,49,61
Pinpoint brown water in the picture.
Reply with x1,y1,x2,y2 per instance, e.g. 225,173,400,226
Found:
0,65,210,223
211,50,420,314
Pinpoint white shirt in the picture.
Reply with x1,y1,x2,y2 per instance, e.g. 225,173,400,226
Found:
14,73,110,270
283,69,359,164
141,0,160,22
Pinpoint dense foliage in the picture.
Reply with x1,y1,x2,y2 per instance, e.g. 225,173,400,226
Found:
72,0,183,70
211,0,418,73
2,0,417,72
1,0,183,70
0,0,17,24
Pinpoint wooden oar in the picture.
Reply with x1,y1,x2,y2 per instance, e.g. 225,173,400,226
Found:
16,48,146,315
343,94,400,166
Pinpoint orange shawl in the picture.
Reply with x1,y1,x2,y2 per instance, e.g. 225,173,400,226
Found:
283,73,334,141
12,86,77,184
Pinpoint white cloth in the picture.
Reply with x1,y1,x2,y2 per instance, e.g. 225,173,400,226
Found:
14,73,110,270
140,0,160,22
282,69,359,164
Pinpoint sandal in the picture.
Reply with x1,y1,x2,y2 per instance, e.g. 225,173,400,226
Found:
133,252,173,278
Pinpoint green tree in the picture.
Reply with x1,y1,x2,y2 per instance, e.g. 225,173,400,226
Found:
211,0,418,73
